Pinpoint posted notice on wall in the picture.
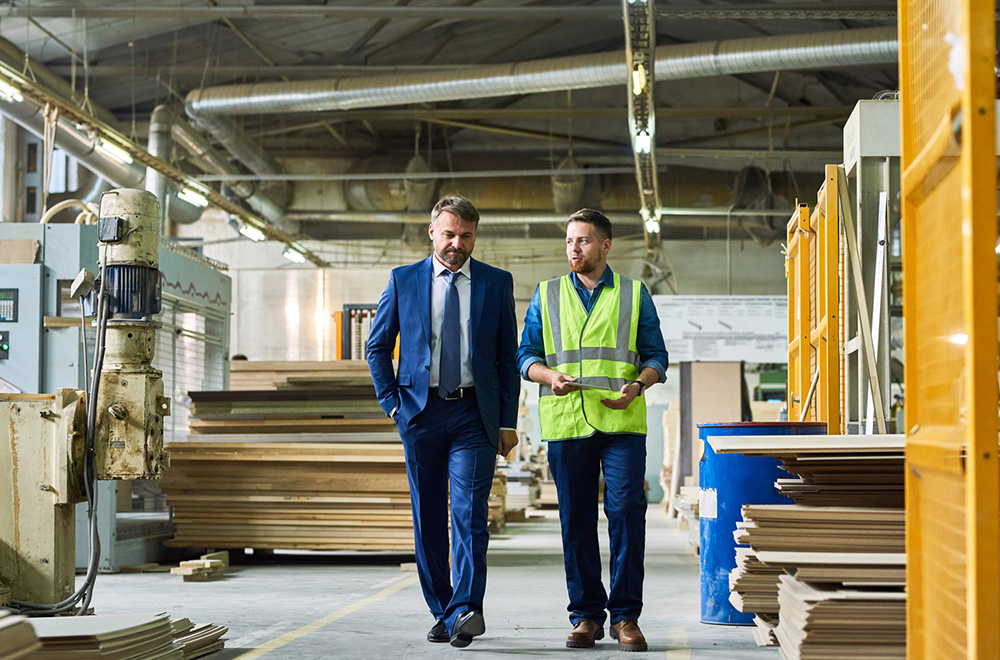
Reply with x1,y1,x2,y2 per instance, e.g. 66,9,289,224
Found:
652,295,787,363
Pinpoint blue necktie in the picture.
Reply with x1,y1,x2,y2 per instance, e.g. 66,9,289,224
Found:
438,271,461,398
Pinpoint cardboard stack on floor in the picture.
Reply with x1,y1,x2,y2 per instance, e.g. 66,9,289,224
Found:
0,610,41,660
488,472,507,533
17,613,227,660
162,361,413,552
711,433,906,658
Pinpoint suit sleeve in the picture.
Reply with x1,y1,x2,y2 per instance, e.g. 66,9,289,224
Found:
497,271,520,430
366,270,401,418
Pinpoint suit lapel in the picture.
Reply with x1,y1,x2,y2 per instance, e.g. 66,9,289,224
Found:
417,256,433,347
469,258,484,358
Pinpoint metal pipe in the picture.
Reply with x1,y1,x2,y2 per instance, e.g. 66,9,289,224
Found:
171,118,286,224
185,27,896,116
146,105,173,231
183,110,291,211
283,209,788,225
0,5,898,21
0,96,145,188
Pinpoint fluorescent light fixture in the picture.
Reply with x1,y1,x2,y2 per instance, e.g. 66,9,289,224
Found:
633,130,652,154
238,223,267,242
641,207,659,234
0,79,22,103
177,188,209,207
948,332,969,345
96,139,133,164
631,64,647,96
282,246,306,264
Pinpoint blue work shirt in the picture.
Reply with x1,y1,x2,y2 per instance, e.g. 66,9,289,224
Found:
517,265,669,382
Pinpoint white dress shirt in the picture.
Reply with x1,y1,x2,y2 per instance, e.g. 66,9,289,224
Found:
430,255,474,389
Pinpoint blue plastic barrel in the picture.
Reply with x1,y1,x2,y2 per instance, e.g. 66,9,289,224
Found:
698,421,827,625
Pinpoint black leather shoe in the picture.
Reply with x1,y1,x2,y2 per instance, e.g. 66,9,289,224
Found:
450,610,486,648
427,619,449,643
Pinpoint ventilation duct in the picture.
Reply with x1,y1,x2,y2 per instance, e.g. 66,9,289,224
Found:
185,27,896,116
403,153,437,212
170,111,287,228
551,154,586,215
183,110,291,211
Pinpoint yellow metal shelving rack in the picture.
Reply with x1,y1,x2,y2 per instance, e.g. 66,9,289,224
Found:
899,1,999,658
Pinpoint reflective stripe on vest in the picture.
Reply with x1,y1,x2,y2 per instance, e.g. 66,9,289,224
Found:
537,273,646,441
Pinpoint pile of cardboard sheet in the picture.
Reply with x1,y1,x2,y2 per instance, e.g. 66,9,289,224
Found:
169,619,228,660
773,574,905,660
709,433,906,652
27,613,181,660
163,437,412,551
0,611,41,660
500,461,542,511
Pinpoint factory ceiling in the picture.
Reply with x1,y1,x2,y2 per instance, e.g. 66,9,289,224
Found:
0,1,899,246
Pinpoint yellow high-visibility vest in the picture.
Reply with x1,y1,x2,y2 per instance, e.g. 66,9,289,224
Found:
538,272,646,441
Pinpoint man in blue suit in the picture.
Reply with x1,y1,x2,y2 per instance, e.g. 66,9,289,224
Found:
367,196,520,648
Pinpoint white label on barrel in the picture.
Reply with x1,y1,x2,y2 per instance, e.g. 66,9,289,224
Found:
699,488,717,520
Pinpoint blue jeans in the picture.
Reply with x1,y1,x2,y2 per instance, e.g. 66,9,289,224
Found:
397,394,496,632
547,432,646,627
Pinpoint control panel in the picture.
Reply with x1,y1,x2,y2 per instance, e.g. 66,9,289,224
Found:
0,288,17,321
0,331,7,360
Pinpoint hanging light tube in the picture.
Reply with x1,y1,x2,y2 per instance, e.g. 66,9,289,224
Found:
238,223,267,242
177,188,209,207
95,139,133,164
282,246,306,264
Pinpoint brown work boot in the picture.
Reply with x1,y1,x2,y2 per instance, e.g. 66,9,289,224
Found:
566,619,604,648
610,620,647,652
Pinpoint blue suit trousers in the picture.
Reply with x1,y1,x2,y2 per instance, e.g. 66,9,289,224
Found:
547,432,647,627
397,394,496,633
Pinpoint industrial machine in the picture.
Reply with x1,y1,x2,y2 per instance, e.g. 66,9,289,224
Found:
1,189,172,614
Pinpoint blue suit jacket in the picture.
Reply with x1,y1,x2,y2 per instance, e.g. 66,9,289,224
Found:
366,256,520,447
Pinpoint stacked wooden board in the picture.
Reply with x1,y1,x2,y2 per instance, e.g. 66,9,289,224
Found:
162,437,412,551
169,619,228,660
19,614,227,660
163,360,416,551
489,473,507,533
0,610,41,660
27,613,182,660
228,360,377,391
709,434,906,656
774,574,905,660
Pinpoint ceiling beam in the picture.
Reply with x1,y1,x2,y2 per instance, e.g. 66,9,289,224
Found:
0,5,897,21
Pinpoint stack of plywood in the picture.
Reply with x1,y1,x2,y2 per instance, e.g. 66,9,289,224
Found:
0,611,41,660
501,461,542,511
709,433,906,653
228,359,377,391
773,574,905,660
164,360,415,552
488,473,507,533
169,619,228,660
162,437,412,551
27,613,182,660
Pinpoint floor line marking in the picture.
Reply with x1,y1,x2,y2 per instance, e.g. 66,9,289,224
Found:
664,626,692,660
232,574,420,660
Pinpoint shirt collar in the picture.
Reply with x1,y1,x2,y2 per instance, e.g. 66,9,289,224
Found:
432,254,472,280
570,265,614,291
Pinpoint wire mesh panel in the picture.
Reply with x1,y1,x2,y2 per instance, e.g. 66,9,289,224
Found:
786,203,812,421
899,1,999,658
814,165,843,432
785,171,844,429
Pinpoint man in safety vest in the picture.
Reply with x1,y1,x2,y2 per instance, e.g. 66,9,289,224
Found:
517,209,668,652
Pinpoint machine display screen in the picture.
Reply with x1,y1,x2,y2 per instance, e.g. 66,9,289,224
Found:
0,288,17,322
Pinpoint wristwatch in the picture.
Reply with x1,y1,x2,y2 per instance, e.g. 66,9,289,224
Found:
631,380,646,395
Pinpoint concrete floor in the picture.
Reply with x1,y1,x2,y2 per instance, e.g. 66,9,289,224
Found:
82,507,778,659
